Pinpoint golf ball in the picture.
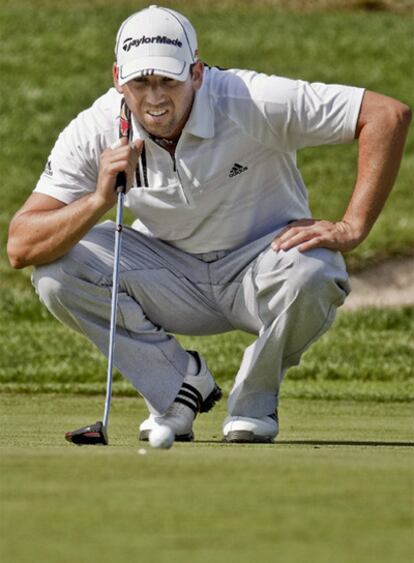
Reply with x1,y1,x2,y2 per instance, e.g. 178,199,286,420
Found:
149,425,175,449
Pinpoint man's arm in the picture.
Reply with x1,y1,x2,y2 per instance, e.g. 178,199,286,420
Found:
272,90,412,253
8,192,112,269
7,138,142,269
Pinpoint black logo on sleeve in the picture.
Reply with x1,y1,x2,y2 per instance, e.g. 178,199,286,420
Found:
43,159,53,177
229,163,248,178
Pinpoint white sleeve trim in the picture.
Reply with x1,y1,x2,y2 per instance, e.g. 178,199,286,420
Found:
34,174,95,205
342,87,365,143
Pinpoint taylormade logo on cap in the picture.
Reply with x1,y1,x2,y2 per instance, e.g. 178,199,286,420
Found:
122,35,183,52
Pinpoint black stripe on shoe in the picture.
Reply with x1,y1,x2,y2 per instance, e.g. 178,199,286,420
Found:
174,396,198,415
175,384,201,411
178,388,202,411
181,382,203,406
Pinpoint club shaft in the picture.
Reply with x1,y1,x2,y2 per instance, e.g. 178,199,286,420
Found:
103,186,125,428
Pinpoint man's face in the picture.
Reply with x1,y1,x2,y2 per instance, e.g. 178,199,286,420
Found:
114,62,203,140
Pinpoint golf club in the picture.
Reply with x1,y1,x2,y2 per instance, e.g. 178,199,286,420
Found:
65,171,126,445
65,100,132,446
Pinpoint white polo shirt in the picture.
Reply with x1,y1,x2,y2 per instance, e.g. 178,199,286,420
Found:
34,66,364,253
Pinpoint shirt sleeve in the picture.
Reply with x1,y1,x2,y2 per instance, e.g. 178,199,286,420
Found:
267,79,365,150
34,89,120,204
34,117,99,204
213,69,364,152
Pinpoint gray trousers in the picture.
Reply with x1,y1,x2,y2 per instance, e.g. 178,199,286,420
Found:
32,222,349,417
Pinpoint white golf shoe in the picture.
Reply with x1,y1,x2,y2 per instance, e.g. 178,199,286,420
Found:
222,412,279,443
139,353,222,442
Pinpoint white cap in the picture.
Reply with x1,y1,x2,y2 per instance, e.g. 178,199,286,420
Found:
115,5,198,85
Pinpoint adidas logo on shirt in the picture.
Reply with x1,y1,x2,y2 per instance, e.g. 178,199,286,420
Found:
229,163,248,178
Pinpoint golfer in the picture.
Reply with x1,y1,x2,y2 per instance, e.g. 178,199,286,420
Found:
8,6,411,442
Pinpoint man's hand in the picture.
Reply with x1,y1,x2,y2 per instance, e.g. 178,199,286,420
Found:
94,138,143,209
8,137,144,269
273,91,411,256
272,218,362,253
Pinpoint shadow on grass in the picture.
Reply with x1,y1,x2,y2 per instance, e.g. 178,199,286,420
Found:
278,440,414,447
194,439,414,447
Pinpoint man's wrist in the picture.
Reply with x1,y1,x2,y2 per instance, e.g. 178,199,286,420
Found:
87,191,114,216
339,217,370,246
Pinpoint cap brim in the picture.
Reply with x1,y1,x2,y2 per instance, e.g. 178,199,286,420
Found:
118,57,190,85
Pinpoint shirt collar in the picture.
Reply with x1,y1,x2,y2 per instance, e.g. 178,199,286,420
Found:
183,68,215,139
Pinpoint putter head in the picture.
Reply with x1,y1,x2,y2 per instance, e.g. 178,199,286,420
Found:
65,421,108,446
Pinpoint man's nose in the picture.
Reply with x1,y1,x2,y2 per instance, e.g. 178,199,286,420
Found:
146,83,166,105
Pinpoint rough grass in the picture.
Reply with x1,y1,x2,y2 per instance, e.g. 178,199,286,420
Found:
1,282,413,401
1,0,413,278
0,1,412,405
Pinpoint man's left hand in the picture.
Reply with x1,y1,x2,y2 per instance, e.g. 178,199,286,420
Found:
271,218,362,253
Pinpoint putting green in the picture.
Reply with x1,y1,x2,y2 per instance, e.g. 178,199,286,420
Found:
1,394,412,563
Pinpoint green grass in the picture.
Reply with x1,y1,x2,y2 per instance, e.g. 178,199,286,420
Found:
1,281,413,400
0,4,413,560
1,394,413,563
1,1,412,401
1,0,413,279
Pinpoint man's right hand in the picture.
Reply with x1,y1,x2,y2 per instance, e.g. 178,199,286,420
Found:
94,138,143,209
7,138,144,269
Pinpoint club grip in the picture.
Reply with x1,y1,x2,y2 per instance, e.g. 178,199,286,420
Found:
115,171,127,193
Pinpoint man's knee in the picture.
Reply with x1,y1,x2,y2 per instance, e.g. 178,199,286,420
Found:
256,247,349,316
31,257,85,331
292,249,348,302
32,260,65,308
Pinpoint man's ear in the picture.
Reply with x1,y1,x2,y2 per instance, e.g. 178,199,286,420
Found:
113,63,123,93
191,61,204,91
